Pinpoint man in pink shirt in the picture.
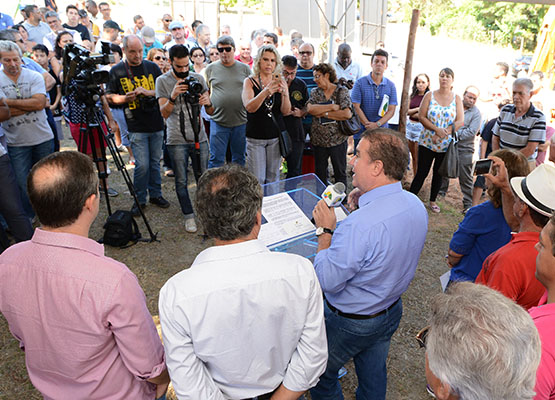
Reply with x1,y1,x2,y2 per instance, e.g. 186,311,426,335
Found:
0,151,169,399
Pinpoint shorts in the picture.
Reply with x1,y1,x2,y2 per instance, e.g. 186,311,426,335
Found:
406,120,423,142
69,121,108,155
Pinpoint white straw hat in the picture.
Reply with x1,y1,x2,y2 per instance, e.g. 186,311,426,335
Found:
510,163,555,217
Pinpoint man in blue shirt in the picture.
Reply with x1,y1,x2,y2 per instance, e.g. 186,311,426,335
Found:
0,13,14,30
352,49,397,147
310,129,428,400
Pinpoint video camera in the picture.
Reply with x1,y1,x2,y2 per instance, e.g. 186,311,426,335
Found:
62,42,115,103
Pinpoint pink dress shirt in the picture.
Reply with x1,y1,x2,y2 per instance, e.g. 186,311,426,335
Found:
530,292,555,400
0,229,165,399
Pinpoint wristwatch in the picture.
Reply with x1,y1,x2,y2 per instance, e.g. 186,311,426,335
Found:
376,121,382,127
315,227,334,236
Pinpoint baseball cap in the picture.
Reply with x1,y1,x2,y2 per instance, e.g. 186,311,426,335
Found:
169,21,184,30
141,26,156,44
103,20,123,32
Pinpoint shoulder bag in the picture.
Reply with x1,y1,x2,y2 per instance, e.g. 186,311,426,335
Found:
438,129,459,179
335,86,360,136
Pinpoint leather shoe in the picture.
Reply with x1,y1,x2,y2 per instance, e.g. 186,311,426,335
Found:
149,196,170,208
131,203,146,217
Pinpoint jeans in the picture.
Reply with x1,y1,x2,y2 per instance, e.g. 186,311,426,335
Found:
111,107,130,147
0,154,33,251
167,141,208,218
439,150,474,209
128,131,164,204
246,137,281,185
409,145,446,202
285,140,305,178
7,139,54,218
310,299,403,400
208,121,246,168
313,141,348,187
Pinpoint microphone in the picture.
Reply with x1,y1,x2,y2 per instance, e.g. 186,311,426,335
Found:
321,182,346,207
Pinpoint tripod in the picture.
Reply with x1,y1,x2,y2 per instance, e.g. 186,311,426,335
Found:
77,96,158,242
180,94,203,182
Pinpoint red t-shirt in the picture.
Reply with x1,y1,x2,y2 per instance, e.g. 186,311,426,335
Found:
234,54,253,68
476,231,544,310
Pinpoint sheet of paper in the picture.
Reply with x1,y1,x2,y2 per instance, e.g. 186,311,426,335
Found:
259,192,315,247
440,271,451,292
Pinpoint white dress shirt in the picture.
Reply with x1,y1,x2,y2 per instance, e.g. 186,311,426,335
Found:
159,239,327,400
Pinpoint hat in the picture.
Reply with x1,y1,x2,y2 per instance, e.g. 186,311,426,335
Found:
169,21,184,30
141,26,156,44
103,20,123,32
510,163,555,217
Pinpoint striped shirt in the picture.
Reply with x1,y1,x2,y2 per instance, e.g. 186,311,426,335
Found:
492,104,546,159
297,65,316,126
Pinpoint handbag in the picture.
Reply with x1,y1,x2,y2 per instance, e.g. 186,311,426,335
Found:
102,210,142,247
438,132,459,179
334,88,360,136
270,112,292,158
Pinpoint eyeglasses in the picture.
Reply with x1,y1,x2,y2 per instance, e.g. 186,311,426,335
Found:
154,56,167,61
282,70,296,77
217,47,233,53
209,52,219,57
299,51,313,56
192,53,204,58
415,326,429,349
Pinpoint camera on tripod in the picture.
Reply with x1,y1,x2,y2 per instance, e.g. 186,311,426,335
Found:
62,42,115,104
180,75,204,104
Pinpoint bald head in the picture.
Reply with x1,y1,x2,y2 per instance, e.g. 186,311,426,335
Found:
123,35,143,66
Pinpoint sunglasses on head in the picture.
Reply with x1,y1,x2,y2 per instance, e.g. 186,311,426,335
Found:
154,56,167,61
415,326,429,349
217,47,233,53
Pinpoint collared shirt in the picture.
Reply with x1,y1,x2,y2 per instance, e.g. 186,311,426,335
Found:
314,182,428,315
296,65,316,126
333,59,363,87
0,13,14,30
492,103,546,160
43,28,82,51
0,229,165,399
351,74,398,136
529,292,555,399
23,21,52,44
159,239,328,400
456,105,482,153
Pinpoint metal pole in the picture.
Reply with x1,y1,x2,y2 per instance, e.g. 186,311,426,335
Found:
399,9,420,135
328,0,336,63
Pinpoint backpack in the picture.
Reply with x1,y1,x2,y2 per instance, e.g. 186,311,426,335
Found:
102,210,141,247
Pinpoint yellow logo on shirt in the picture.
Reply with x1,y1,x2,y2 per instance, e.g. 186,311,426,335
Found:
120,74,155,110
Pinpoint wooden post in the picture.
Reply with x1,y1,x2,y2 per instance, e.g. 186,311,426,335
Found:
399,9,420,135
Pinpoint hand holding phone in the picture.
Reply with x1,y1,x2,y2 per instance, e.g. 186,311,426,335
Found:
472,159,493,176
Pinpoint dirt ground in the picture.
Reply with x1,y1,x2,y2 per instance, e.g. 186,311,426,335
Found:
0,137,467,399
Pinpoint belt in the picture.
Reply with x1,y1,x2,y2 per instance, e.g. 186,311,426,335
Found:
326,298,400,320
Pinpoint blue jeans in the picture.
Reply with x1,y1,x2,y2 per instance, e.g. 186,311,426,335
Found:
208,121,246,168
128,131,164,204
111,107,130,147
310,299,403,400
167,141,208,218
7,139,54,218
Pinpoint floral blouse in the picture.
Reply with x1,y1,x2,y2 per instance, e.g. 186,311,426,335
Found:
419,92,456,153
308,85,350,148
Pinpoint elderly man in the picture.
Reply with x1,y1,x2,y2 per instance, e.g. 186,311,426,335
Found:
193,24,211,53
22,5,51,44
0,151,169,399
531,212,555,399
492,77,546,168
352,49,398,147
106,35,169,216
476,163,555,310
156,45,212,233
234,40,253,67
438,86,482,212
310,129,428,399
164,21,186,50
43,11,82,51
424,282,541,400
159,164,327,399
0,40,53,218
334,43,362,91
205,35,251,167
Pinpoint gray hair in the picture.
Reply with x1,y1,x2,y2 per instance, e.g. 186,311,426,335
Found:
513,77,534,93
427,282,541,400
195,164,262,241
0,29,17,42
252,44,282,77
216,35,235,49
45,11,59,19
195,24,209,36
0,40,22,57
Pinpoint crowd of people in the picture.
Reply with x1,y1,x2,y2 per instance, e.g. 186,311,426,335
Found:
1,3,555,400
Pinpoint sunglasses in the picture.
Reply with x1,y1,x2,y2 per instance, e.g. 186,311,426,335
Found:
415,326,429,349
154,56,167,61
217,47,233,53
299,51,313,55
192,53,204,58
164,19,172,22
209,52,219,56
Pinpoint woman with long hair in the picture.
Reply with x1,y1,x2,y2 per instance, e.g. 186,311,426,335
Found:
54,31,73,62
409,68,464,213
406,73,430,174
242,44,291,185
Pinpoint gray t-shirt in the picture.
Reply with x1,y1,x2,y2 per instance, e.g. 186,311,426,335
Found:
205,60,251,127
23,21,52,44
0,69,53,147
156,71,208,145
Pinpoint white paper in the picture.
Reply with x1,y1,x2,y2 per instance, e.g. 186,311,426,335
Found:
440,271,451,292
259,192,315,247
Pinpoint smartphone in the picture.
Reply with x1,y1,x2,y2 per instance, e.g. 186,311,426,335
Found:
472,159,493,176
273,72,280,81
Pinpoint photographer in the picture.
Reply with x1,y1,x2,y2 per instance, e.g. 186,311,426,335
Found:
106,35,169,216
156,45,211,233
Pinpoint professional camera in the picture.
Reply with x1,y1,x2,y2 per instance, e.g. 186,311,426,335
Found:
180,75,203,104
62,42,115,104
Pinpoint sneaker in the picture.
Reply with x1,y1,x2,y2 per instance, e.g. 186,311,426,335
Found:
185,218,197,233
116,144,127,152
164,168,175,177
128,158,136,166
99,187,119,197
150,196,170,208
130,202,146,217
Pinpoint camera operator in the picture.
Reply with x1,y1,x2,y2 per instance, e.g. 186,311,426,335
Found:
106,35,169,216
156,45,211,233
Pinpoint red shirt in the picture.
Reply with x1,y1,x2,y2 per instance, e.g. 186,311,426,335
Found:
476,231,544,310
235,54,253,68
